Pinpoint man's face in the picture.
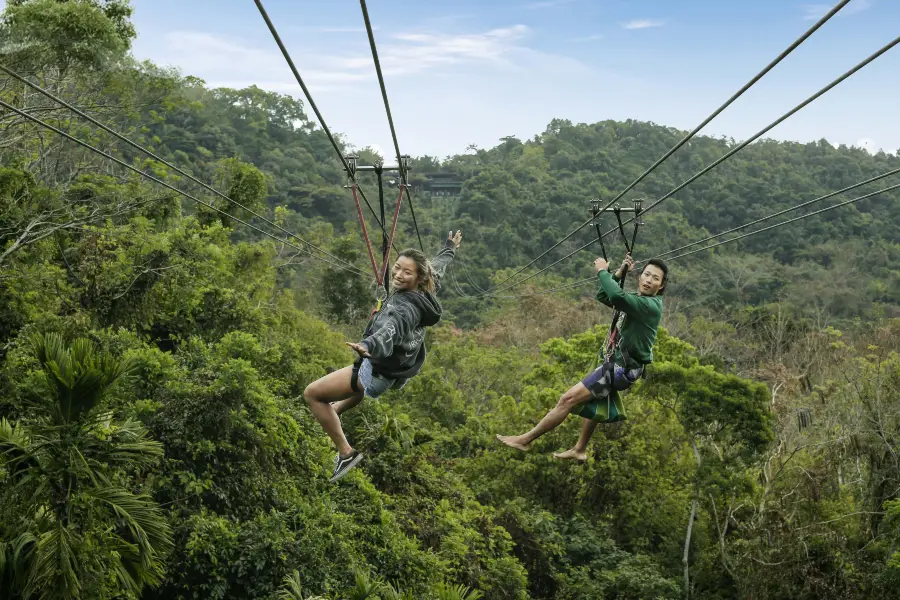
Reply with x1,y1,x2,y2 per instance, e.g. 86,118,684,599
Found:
639,264,665,296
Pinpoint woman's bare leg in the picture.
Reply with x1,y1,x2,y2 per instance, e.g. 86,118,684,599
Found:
333,394,365,416
304,366,363,456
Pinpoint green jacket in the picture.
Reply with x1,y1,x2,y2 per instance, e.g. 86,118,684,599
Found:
596,270,663,365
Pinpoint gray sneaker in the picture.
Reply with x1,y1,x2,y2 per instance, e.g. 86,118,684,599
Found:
330,450,363,482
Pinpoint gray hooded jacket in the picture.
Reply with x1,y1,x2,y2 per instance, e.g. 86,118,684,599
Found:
358,239,456,379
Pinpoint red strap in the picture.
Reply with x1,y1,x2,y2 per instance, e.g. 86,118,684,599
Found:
350,183,382,284
604,316,621,360
379,184,405,277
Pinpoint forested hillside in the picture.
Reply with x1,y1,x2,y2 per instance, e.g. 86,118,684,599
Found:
1,2,899,599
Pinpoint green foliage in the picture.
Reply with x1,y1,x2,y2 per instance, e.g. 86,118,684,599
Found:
1,0,134,68
197,157,268,228
322,235,372,324
434,582,484,600
2,5,900,598
0,334,172,600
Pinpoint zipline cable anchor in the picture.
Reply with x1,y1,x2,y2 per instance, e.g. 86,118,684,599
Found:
344,155,359,185
633,198,645,226
589,199,607,261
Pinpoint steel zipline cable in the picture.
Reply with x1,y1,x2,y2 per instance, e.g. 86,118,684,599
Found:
358,0,425,253
487,33,900,296
0,98,369,277
663,181,900,262
502,174,900,299
0,62,360,273
653,167,900,260
253,0,397,253
479,0,852,296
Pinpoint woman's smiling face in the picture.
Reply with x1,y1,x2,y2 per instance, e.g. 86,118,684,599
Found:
391,256,419,291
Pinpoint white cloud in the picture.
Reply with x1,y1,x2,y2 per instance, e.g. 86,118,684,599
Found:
572,34,604,42
525,0,577,9
621,19,666,30
379,25,531,75
151,24,533,93
801,0,872,21
293,26,379,34
155,32,369,93
128,2,900,161
131,21,622,156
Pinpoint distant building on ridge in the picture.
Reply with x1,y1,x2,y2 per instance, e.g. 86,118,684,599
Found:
422,172,463,199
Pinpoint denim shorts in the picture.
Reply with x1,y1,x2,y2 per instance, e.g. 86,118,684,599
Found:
357,359,408,399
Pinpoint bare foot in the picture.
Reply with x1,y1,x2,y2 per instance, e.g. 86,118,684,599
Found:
496,434,530,452
553,448,587,462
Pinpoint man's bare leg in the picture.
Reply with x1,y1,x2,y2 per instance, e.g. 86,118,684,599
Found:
497,382,593,452
554,418,599,461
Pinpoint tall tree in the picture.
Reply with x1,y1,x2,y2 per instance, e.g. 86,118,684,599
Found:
0,332,172,600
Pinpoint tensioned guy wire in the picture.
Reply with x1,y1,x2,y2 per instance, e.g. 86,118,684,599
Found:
253,0,397,252
489,33,900,295
359,0,425,252
0,98,368,276
0,62,360,273
479,0,852,296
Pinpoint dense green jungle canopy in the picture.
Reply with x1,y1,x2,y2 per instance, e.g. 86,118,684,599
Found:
1,2,899,599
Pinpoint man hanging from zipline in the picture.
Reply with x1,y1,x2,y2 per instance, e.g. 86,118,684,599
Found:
497,252,667,458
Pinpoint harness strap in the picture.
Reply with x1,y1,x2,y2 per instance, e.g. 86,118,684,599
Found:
350,361,362,393
613,207,632,255
381,184,405,280
350,182,382,285
602,201,644,363
590,199,608,261
377,165,388,286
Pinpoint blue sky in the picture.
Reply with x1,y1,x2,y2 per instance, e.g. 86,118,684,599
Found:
125,0,899,159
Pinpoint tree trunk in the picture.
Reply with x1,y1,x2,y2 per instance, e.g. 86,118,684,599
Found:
683,436,702,599
683,494,698,599
710,492,736,581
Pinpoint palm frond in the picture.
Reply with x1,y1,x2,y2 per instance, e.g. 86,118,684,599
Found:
24,523,81,600
0,531,37,593
277,570,327,600
348,569,386,600
101,417,164,466
85,486,173,563
105,535,150,595
381,582,415,600
0,417,41,484
434,583,484,600
80,486,172,593
277,570,305,600
29,333,138,426
77,416,163,472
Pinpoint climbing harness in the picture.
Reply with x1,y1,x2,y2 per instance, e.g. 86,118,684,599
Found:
346,155,411,312
590,198,644,366
574,198,645,424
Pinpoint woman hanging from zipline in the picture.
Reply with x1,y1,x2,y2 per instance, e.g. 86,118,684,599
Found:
497,252,667,459
304,230,462,482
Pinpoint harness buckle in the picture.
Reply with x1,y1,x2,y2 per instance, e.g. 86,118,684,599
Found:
374,284,388,312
